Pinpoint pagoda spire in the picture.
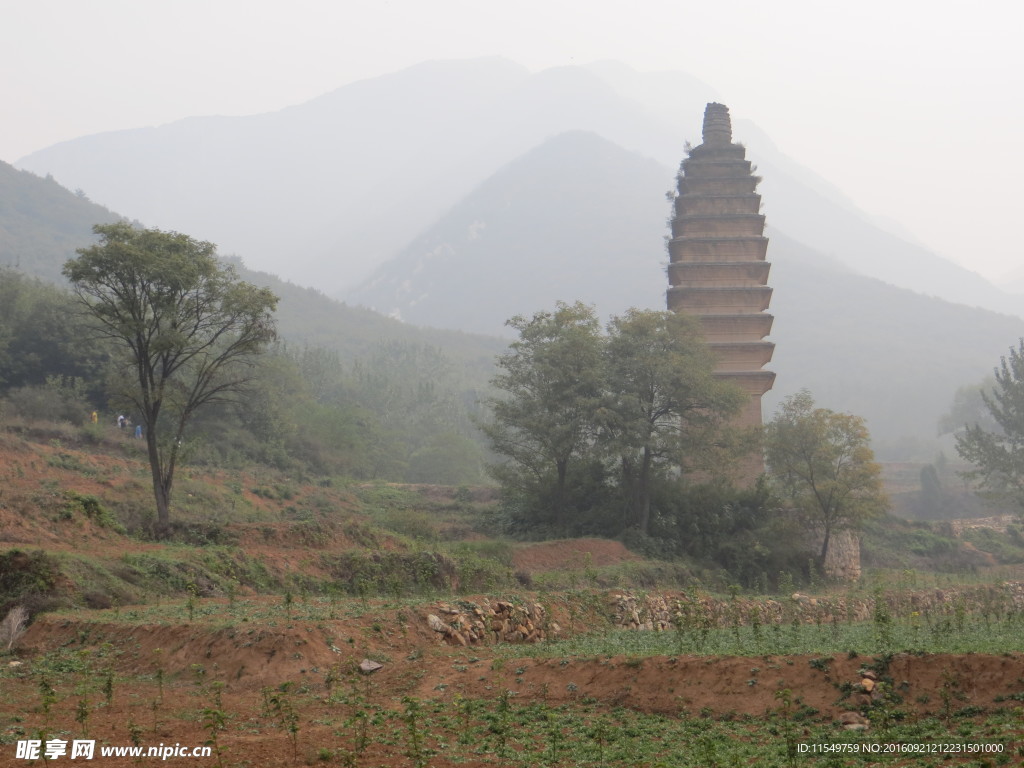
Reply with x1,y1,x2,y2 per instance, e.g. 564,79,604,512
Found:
702,102,733,146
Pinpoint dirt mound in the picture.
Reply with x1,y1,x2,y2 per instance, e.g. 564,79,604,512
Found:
512,538,637,573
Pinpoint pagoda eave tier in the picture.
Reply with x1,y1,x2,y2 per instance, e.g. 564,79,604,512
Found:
681,159,753,178
677,177,760,196
708,341,775,370
667,286,772,313
713,369,777,397
668,237,768,262
675,194,761,217
671,214,765,239
668,261,771,287
696,313,774,341
686,143,747,160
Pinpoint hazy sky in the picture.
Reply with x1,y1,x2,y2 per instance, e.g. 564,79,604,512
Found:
4,0,1022,284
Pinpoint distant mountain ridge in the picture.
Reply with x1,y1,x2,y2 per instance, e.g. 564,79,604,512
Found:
0,158,506,385
17,57,1020,318
346,131,1024,452
349,131,669,336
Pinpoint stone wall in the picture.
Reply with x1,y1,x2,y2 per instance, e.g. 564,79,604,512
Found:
608,582,1024,631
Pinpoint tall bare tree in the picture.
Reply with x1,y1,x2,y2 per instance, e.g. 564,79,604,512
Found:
64,223,277,534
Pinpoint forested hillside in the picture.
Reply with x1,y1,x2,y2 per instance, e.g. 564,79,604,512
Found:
0,165,506,485
0,161,119,281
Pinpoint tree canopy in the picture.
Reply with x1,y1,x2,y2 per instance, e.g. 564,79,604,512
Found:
764,390,887,566
0,267,111,393
63,222,278,533
480,301,604,531
482,303,748,537
955,340,1024,509
601,309,746,532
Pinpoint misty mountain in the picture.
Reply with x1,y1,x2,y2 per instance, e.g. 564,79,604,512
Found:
17,58,1021,318
581,64,1022,316
765,229,1024,453
347,131,1024,451
740,128,1023,317
11,55,1024,452
349,131,670,336
0,158,505,383
997,265,1024,296
17,58,696,291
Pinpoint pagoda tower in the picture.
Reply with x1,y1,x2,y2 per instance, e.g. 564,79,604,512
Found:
667,103,775,476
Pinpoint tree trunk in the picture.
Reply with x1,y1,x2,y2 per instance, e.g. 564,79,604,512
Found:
145,429,173,538
637,447,653,536
817,522,832,572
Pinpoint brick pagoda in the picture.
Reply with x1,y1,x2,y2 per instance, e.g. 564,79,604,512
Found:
666,102,775,476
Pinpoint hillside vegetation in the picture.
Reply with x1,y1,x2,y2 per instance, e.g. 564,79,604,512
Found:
3,420,1024,765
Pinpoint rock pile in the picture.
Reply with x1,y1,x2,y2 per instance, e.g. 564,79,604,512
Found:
425,600,556,646
836,669,881,731
610,593,677,630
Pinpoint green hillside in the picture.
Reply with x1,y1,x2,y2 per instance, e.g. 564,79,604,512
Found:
0,160,120,282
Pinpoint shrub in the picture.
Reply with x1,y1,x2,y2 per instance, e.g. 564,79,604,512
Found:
0,549,62,616
64,491,125,533
0,605,29,652
3,376,92,425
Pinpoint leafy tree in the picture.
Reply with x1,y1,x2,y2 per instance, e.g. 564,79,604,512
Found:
481,302,604,530
600,309,746,534
955,340,1024,509
764,390,887,567
483,304,748,537
63,223,277,533
651,478,809,589
0,268,111,396
939,375,1000,436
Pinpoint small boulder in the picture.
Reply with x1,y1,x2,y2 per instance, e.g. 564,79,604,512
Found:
359,659,384,675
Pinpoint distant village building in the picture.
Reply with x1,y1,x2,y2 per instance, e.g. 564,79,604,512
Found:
667,102,775,480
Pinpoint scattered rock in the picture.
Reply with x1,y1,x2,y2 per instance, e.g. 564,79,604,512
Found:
358,659,383,675
838,712,868,726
